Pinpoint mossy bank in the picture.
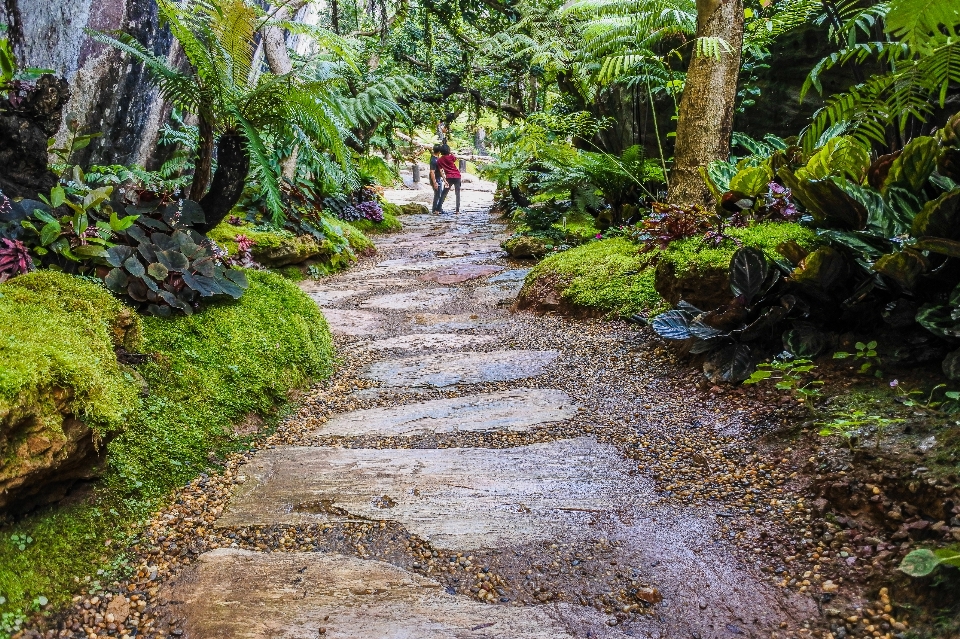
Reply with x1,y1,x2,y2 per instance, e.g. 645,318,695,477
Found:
0,270,333,631
516,222,817,318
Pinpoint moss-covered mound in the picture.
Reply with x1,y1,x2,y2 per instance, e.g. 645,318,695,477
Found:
655,223,817,308
516,222,818,319
516,238,665,317
208,217,375,270
0,270,333,617
0,272,142,511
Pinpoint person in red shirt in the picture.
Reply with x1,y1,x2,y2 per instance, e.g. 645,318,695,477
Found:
436,144,461,214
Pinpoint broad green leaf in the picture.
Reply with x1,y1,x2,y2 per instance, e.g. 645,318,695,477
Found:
147,262,169,280
729,165,773,197
898,548,942,577
883,137,939,194
39,221,61,246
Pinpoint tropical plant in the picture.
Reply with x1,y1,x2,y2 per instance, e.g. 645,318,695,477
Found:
833,340,882,377
0,238,32,282
744,353,823,412
102,199,248,316
90,0,357,229
818,409,904,450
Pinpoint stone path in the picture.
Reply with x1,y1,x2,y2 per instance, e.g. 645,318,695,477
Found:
159,178,816,638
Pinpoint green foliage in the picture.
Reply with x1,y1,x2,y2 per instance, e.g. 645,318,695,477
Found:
833,340,883,377
348,210,403,234
651,247,801,383
899,547,960,577
800,0,960,150
744,355,823,412
818,409,904,450
658,222,818,274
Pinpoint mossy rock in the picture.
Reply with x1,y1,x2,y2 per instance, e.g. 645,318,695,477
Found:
399,203,430,216
515,238,666,318
654,222,818,309
503,235,549,258
0,271,142,511
208,220,363,267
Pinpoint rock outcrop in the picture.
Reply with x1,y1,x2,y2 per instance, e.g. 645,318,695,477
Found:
0,74,70,199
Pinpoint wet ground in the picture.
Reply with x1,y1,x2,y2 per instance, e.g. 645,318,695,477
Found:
36,177,915,639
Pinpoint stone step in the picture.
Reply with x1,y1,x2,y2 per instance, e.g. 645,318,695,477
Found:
317,388,577,437
217,437,649,550
159,549,589,639
320,309,387,337
358,333,497,353
360,288,457,311
364,350,559,387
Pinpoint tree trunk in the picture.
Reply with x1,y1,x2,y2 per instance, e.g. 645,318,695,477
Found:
195,134,250,234
189,117,215,202
667,0,744,206
261,1,308,181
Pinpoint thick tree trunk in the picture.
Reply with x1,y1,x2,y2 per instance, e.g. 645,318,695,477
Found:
195,134,250,234
190,117,215,201
667,0,744,206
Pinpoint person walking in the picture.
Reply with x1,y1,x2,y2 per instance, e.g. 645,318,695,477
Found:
429,144,444,214
436,144,461,215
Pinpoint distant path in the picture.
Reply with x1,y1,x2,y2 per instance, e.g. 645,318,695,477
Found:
158,175,817,638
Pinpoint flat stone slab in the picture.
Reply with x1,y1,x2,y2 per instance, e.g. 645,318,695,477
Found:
360,288,456,311
419,264,504,284
321,309,387,337
218,437,648,549
161,549,580,639
360,333,496,352
409,313,504,332
487,268,531,283
318,389,577,437
473,282,524,307
304,288,369,306
364,350,559,387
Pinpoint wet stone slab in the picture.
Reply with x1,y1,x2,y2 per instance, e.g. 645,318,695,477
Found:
360,288,457,311
160,549,582,639
408,313,505,332
487,268,531,283
317,388,577,437
320,309,387,337
359,332,496,352
419,264,505,284
364,350,559,387
218,437,649,549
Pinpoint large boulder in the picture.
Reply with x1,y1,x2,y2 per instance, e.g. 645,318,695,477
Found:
0,272,141,512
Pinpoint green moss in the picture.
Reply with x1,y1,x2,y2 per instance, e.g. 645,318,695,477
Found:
111,270,333,499
525,238,665,316
348,211,403,234
276,266,306,281
330,218,374,254
0,272,141,440
0,270,333,621
660,222,817,275
551,212,601,245
206,222,297,255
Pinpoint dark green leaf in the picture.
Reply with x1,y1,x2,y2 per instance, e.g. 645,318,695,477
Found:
729,247,768,304
123,255,146,278
105,245,135,267
147,262,170,280
651,309,693,340
912,189,960,240
103,268,128,292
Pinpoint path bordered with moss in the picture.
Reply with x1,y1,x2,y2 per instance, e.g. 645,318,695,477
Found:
45,178,852,639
